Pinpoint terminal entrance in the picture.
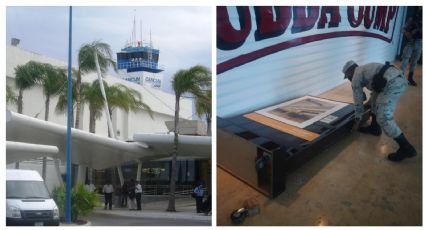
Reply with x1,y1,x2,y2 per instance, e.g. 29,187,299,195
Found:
85,159,211,196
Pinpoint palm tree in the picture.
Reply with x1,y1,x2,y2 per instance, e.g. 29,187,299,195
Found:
41,65,67,121
107,84,154,120
75,40,117,130
6,83,17,106
195,89,212,136
80,81,104,133
79,80,154,134
14,61,45,114
167,65,211,212
39,64,67,180
13,61,46,169
55,68,80,127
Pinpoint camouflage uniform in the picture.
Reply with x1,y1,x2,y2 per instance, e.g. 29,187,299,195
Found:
400,16,422,74
351,63,407,138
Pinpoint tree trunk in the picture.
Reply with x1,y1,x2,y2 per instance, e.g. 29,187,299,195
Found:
206,115,211,136
42,95,50,180
108,109,113,138
16,88,24,169
167,94,180,212
17,88,23,114
54,158,64,187
89,109,96,133
94,52,115,138
44,95,50,121
75,69,82,129
42,157,47,180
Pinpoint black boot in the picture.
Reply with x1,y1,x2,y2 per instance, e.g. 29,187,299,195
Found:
407,72,417,86
387,133,417,162
358,114,382,136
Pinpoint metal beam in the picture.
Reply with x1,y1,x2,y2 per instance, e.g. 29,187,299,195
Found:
65,5,73,224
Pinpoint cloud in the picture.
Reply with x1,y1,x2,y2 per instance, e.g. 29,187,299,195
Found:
6,6,212,93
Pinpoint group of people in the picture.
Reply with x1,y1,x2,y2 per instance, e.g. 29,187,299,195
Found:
94,179,211,214
120,179,143,211
341,9,421,162
101,179,143,211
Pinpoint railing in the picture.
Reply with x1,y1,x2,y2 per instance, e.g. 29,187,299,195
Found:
142,184,195,195
96,184,208,197
118,60,163,71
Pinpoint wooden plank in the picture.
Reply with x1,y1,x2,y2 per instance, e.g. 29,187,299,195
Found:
244,113,320,141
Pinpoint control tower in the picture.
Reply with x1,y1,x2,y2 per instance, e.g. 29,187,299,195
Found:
117,20,164,89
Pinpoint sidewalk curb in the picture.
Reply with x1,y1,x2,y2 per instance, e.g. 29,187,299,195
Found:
93,209,211,222
60,220,92,226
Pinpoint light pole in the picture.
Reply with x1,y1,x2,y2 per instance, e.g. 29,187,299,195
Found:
65,5,73,224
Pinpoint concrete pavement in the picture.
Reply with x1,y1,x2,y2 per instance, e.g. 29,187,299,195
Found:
89,196,211,225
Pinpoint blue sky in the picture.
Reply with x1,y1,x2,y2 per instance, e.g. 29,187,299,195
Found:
6,6,212,93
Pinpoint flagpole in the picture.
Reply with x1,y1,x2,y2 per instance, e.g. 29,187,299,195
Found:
65,5,73,224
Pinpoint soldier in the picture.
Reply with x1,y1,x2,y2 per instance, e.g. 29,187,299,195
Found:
342,60,417,162
400,7,422,86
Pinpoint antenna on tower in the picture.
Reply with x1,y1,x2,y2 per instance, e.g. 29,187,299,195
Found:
140,20,143,47
132,9,136,47
149,28,153,48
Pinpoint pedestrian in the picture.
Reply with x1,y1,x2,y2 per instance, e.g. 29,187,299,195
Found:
85,181,96,193
400,7,422,86
193,182,205,213
202,194,212,215
135,181,143,211
127,178,136,210
121,181,128,207
102,181,114,210
342,60,417,162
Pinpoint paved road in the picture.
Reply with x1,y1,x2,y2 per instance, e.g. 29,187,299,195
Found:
88,212,211,226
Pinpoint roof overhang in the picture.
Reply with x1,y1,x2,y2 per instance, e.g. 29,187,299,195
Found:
6,110,211,169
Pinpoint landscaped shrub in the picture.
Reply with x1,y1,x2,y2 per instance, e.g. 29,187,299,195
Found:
52,183,99,222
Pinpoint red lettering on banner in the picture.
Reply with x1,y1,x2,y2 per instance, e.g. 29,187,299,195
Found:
317,6,341,28
254,6,292,41
347,6,364,28
291,6,320,33
385,7,398,33
374,6,388,32
217,6,251,50
217,6,399,74
364,6,376,29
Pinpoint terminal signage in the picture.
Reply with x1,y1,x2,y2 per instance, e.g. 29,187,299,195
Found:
144,76,162,88
123,76,142,84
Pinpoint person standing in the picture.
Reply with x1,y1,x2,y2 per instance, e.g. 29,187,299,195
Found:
121,181,128,207
135,181,143,211
400,8,422,86
203,194,212,215
102,181,114,210
127,178,136,210
193,183,205,213
85,181,96,193
342,60,417,162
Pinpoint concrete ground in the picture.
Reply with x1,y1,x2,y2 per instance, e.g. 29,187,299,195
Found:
217,63,422,226
87,197,211,226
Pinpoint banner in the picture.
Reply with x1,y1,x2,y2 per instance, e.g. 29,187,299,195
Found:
217,6,399,74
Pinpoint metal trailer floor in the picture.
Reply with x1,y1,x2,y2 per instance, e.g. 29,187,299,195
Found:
216,63,422,226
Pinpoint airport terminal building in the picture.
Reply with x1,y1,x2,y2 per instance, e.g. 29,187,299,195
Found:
6,43,211,194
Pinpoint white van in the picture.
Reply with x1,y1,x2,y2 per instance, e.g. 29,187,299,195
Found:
6,169,60,226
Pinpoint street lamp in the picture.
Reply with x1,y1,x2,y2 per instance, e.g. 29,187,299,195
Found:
65,5,73,224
